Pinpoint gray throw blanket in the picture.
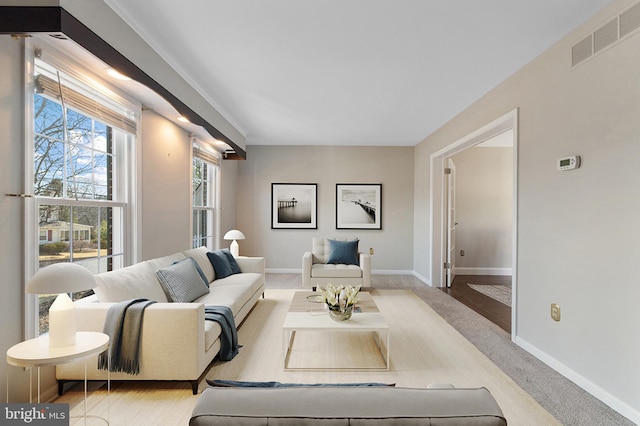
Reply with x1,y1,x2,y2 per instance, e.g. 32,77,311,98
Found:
98,298,156,375
204,306,240,361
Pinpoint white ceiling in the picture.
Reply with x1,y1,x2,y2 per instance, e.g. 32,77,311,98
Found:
103,0,612,147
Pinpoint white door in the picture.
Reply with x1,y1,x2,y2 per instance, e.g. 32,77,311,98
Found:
445,158,457,287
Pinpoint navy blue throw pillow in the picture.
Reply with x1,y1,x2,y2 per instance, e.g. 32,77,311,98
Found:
221,249,242,274
207,250,233,279
326,239,359,265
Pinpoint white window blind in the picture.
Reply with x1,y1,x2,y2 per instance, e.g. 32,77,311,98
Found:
193,142,220,166
35,73,137,134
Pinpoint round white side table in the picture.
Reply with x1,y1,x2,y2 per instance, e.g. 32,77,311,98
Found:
7,331,110,423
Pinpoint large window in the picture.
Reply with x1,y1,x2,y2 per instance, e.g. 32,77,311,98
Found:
31,58,136,335
192,142,219,249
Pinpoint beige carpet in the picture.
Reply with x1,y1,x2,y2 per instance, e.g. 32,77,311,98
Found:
58,289,558,425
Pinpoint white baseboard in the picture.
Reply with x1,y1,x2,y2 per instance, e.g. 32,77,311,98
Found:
454,267,512,276
266,268,299,274
411,271,432,286
372,269,415,275
516,337,640,424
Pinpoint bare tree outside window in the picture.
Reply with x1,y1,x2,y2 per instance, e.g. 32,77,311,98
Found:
32,80,129,335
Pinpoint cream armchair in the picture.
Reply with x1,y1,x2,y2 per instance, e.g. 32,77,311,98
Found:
302,237,371,290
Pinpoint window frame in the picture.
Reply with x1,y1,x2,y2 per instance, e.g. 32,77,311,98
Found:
24,41,140,339
192,140,220,250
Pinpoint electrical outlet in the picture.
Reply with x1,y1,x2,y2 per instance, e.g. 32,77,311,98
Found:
369,247,374,255
551,303,561,321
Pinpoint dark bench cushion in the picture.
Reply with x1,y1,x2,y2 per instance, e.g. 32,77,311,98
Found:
190,386,507,426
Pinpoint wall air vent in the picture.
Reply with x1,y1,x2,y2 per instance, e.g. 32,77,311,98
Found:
572,1,640,67
620,1,640,37
594,18,618,53
572,35,593,66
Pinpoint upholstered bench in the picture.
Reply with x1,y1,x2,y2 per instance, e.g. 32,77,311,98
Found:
189,385,507,425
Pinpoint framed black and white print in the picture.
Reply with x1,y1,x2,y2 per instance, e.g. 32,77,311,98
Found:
271,183,318,229
336,184,382,229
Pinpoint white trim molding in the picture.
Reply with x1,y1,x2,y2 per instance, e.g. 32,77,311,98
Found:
454,267,512,276
516,337,640,424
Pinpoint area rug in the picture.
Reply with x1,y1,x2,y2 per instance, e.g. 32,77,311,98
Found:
467,283,512,307
57,289,556,425
205,289,557,425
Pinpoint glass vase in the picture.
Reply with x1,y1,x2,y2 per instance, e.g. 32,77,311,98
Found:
328,304,353,321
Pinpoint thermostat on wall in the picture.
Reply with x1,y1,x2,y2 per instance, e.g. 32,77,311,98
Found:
557,155,581,171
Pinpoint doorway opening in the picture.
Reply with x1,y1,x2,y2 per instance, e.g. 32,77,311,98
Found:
429,109,518,339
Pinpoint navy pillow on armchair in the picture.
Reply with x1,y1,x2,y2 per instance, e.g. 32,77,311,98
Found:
326,239,359,265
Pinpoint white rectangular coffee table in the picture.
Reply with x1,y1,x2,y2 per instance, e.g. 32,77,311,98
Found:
282,291,389,371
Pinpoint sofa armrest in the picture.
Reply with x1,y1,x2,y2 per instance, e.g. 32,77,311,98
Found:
75,302,206,363
359,253,371,287
302,251,312,287
236,256,265,274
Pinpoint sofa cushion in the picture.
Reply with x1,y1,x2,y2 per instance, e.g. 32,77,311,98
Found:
212,272,264,295
146,252,187,271
195,284,254,317
182,246,215,283
327,239,359,265
190,387,507,426
207,249,241,280
311,264,363,278
156,258,210,303
93,261,169,303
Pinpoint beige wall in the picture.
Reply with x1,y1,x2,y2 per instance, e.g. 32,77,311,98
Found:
413,0,640,420
140,110,192,259
139,110,240,258
219,159,240,250
452,147,512,271
236,145,415,272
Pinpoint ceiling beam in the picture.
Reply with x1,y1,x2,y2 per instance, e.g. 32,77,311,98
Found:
0,5,246,159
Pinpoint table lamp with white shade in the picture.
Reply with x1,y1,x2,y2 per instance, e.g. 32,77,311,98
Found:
26,263,96,348
223,229,245,257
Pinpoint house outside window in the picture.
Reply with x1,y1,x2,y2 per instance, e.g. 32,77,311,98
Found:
192,141,219,250
31,57,137,336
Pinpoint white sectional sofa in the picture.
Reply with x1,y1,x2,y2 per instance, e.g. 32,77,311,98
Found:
56,246,265,394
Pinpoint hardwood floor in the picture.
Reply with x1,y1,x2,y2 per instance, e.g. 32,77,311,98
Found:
440,275,512,334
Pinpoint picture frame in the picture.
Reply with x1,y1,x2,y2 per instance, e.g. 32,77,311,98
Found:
271,183,318,229
336,183,382,229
